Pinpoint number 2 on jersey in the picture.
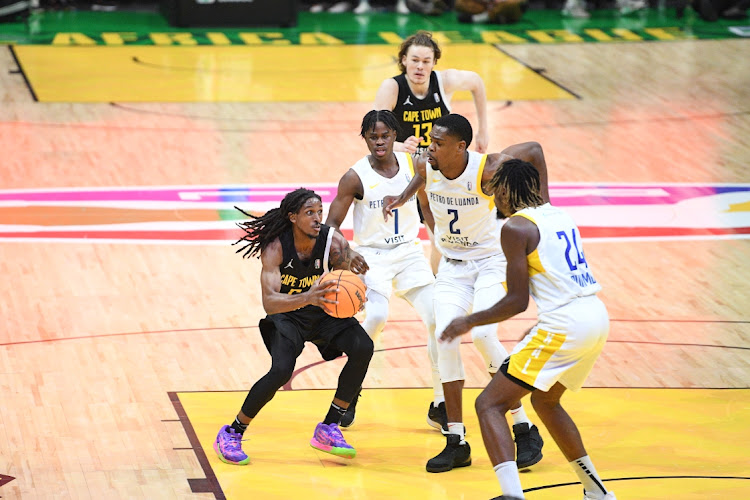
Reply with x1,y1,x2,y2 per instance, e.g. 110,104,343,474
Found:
556,229,587,271
448,209,460,234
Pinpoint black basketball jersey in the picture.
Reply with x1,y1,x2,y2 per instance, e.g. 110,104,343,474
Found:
260,223,361,362
278,224,331,297
391,71,451,154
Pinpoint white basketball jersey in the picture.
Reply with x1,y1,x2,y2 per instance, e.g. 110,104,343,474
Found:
513,203,602,314
350,152,420,249
425,151,501,260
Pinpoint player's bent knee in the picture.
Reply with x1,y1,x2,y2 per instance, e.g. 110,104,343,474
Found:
476,389,512,416
349,333,375,362
530,391,560,411
268,364,295,387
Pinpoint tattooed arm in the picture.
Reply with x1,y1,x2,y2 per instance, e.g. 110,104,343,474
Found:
328,230,369,275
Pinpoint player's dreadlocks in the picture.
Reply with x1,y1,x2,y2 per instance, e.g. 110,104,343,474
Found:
233,188,322,259
360,109,401,138
489,159,544,213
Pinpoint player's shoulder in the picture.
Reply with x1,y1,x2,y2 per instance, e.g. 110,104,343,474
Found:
261,238,284,265
379,76,400,91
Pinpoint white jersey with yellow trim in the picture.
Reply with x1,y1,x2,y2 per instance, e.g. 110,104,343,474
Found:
351,152,420,249
512,203,602,315
425,151,502,261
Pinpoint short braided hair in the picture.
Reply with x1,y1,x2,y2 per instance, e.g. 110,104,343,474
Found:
360,109,400,138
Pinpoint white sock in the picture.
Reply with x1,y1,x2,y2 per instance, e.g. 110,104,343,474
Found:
570,455,608,498
447,422,466,444
510,405,532,426
434,396,445,406
493,461,525,498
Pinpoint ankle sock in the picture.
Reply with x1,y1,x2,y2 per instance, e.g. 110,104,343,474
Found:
229,417,248,435
323,402,347,425
493,460,525,498
510,405,532,427
571,455,608,498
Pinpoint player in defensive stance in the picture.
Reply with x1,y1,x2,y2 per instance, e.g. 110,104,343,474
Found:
326,110,447,432
440,160,616,500
383,114,544,473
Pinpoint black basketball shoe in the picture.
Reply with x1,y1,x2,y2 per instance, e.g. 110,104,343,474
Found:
426,433,471,473
513,422,544,468
427,401,448,434
339,392,360,428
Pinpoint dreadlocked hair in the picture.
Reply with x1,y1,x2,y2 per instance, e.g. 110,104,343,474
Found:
360,109,400,138
397,30,441,74
489,159,544,213
233,188,321,259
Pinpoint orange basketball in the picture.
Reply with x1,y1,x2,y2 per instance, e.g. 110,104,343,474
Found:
319,269,367,319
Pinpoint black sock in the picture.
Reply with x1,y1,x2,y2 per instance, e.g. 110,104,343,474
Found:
229,416,248,435
323,403,347,425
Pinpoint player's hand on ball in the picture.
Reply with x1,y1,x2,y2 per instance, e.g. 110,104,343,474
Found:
310,277,339,307
440,317,473,342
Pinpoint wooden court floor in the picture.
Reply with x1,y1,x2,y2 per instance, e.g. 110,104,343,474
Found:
1,35,749,499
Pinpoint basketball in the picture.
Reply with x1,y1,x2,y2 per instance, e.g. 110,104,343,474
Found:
319,270,367,319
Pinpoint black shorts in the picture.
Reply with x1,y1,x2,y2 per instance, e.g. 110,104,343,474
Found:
259,306,361,361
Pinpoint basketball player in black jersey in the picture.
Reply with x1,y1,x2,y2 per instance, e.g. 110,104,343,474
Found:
374,30,490,273
374,30,489,156
213,188,373,465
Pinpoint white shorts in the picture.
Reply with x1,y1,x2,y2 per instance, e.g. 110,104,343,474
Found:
506,295,610,392
433,254,507,312
356,240,434,298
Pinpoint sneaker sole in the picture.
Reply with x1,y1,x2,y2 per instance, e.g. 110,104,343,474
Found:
426,458,472,473
517,451,543,469
426,415,443,430
310,438,356,459
213,441,250,466
426,415,451,435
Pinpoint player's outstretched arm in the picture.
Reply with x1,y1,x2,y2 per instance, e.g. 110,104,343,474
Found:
498,142,550,203
442,69,489,153
328,230,369,275
382,156,427,221
326,169,362,231
440,218,535,341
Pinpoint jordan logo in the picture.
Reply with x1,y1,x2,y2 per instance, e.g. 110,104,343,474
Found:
403,96,413,106
285,259,294,269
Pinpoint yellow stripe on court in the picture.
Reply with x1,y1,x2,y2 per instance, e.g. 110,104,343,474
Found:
13,45,576,103
178,388,750,500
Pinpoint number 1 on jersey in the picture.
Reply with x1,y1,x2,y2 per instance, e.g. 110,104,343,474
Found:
393,208,399,235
